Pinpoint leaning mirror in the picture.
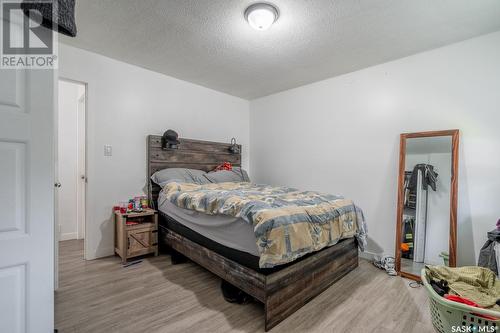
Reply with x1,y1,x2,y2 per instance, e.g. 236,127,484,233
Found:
395,130,459,281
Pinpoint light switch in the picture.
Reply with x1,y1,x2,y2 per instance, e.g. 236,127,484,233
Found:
104,145,112,156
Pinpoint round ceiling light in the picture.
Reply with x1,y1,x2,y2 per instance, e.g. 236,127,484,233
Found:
244,3,279,31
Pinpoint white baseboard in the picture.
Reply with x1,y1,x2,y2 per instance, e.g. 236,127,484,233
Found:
359,250,377,261
59,232,77,241
360,250,397,262
87,246,115,260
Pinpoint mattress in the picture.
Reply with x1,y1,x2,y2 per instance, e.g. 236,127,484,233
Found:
158,192,259,256
161,181,366,268
158,191,354,273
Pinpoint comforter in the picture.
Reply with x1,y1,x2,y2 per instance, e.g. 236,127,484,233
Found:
162,182,367,268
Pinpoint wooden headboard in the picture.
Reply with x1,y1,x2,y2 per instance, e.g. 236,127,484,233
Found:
147,135,242,207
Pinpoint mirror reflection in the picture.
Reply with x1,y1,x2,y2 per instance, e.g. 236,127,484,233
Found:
400,136,452,276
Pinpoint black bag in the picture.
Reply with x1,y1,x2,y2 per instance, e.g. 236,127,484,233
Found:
220,280,252,304
478,229,500,274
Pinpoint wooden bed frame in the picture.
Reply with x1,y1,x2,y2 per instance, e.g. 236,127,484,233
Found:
147,135,359,331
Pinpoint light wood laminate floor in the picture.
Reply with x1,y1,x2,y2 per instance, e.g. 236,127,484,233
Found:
55,240,434,333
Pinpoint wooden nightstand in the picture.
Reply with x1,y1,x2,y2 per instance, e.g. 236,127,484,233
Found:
114,209,158,263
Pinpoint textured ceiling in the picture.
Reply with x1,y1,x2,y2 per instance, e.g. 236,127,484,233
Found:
61,0,500,99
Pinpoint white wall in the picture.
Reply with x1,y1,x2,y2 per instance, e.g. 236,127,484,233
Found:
59,44,250,259
57,81,85,241
250,31,500,266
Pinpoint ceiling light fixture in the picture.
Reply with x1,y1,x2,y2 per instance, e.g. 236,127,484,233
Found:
244,3,279,31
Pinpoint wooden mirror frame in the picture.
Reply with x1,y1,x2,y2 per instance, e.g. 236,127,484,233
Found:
395,129,459,281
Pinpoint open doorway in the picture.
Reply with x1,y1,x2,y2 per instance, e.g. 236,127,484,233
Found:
56,79,87,261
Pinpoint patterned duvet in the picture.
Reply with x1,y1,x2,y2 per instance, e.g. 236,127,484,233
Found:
162,182,367,268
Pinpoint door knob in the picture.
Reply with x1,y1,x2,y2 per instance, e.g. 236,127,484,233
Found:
54,182,61,188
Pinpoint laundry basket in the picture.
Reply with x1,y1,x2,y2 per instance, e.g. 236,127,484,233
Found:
421,269,500,333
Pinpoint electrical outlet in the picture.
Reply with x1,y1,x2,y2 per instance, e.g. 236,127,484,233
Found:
104,145,112,156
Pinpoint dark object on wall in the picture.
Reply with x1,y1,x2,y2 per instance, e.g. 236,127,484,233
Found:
162,130,180,150
22,0,77,37
228,137,240,154
478,229,500,274
221,280,252,304
408,164,438,191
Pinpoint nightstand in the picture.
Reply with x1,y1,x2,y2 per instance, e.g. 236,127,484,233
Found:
114,209,158,263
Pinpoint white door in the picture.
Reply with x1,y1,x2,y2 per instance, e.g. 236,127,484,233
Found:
0,17,55,333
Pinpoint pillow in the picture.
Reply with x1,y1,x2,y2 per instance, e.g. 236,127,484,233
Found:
151,168,210,187
204,167,250,183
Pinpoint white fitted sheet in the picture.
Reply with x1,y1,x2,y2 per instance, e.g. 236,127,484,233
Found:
158,192,259,256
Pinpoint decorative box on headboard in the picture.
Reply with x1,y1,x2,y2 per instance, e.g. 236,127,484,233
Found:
146,135,242,207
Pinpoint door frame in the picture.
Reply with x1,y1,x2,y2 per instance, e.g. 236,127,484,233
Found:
56,78,89,260
76,91,86,240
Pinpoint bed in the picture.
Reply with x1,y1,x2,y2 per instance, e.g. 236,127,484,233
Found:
147,135,364,331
